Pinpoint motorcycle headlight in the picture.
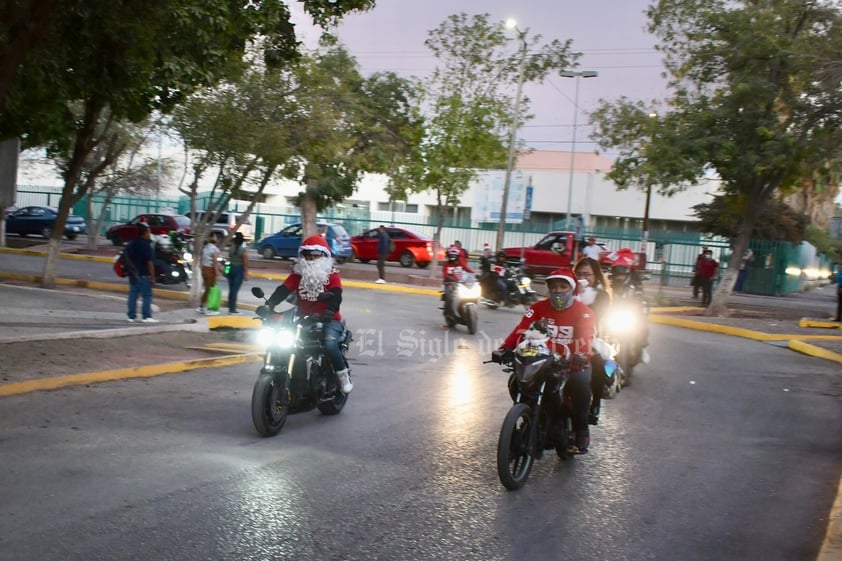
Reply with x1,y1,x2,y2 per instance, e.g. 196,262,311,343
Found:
183,251,193,262
520,277,531,288
605,307,638,334
257,328,295,349
458,283,481,299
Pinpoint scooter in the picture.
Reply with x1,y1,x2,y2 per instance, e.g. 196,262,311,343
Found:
442,272,480,334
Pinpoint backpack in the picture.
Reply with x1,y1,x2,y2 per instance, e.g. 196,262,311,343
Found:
113,249,137,278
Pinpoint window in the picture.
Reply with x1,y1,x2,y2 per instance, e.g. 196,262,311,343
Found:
378,201,418,213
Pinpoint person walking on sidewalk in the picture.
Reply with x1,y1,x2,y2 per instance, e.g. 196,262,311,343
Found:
226,232,249,313
376,225,391,284
197,234,222,315
125,223,158,323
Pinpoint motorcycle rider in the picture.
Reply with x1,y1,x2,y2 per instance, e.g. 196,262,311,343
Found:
442,246,474,320
608,248,650,366
497,268,595,454
574,257,611,425
263,234,353,394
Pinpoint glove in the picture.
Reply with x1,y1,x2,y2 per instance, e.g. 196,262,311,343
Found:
492,347,513,364
316,291,333,302
569,352,590,372
255,305,271,318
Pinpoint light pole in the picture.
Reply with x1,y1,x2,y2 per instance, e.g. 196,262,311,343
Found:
495,19,528,251
560,69,598,230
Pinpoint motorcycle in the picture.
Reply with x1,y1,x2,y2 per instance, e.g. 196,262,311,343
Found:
601,294,648,387
480,263,538,310
442,272,480,334
490,325,577,491
249,287,353,437
153,234,192,286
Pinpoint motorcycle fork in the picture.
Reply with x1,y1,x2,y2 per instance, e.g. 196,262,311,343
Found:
530,381,548,459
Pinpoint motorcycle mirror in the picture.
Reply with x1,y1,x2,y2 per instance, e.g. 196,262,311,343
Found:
251,287,265,298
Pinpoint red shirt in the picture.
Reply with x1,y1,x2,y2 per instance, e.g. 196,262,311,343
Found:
282,271,343,321
697,257,718,279
443,262,473,281
502,299,595,357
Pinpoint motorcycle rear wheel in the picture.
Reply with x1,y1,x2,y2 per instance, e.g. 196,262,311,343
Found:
497,403,535,490
317,365,349,415
251,373,289,437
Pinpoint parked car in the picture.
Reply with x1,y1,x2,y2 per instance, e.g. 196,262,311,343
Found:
351,226,445,268
503,231,644,277
258,222,353,262
106,213,191,246
191,211,254,243
4,206,87,240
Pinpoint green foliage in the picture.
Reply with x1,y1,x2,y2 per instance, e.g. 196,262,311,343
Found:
692,194,807,242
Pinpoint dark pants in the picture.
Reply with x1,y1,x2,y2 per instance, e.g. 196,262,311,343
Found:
227,265,244,312
836,289,841,322
735,268,748,292
565,367,593,441
323,319,348,372
377,254,386,280
589,354,606,419
692,274,700,298
700,276,714,306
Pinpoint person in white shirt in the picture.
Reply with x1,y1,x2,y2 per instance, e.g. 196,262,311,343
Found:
197,234,222,314
582,237,602,261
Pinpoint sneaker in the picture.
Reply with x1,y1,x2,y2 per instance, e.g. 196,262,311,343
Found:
195,307,205,314
375,279,386,284
127,317,136,322
588,412,599,426
141,318,160,323
228,310,240,314
569,434,590,455
335,368,353,394
206,310,219,316
640,347,651,364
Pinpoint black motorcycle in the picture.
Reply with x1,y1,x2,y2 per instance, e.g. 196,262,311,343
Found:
490,328,577,491
601,292,648,386
152,234,192,286
442,273,480,334
249,287,352,437
480,263,538,310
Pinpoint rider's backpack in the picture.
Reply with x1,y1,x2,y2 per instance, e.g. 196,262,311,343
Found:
113,250,136,278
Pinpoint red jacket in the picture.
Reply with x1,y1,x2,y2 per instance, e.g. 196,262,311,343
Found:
502,299,595,357
443,262,473,281
281,271,343,321
697,257,718,279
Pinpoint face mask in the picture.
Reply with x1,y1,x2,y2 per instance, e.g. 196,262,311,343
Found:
550,291,573,310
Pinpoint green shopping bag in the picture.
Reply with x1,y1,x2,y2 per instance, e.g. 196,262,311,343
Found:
207,285,222,311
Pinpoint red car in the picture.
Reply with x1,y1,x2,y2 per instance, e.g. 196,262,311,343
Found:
503,231,644,277
351,226,446,268
106,213,192,245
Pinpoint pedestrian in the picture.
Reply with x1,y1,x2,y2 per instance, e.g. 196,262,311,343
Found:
835,264,842,323
697,248,718,306
197,234,222,315
227,231,249,314
734,248,754,293
692,246,708,299
582,237,602,260
125,223,158,323
376,225,391,284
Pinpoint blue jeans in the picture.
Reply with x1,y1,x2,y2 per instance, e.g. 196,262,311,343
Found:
128,276,153,319
323,319,347,372
227,265,245,312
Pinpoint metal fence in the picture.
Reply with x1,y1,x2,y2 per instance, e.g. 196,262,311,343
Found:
14,186,836,296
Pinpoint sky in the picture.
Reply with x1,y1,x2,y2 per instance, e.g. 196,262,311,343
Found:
293,0,669,157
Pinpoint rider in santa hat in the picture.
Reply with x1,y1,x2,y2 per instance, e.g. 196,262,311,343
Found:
265,234,353,394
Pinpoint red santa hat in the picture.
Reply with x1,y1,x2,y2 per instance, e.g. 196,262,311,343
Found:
299,234,331,256
545,268,580,294
609,247,637,268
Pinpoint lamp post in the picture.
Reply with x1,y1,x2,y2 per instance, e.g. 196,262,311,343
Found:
495,19,528,251
560,69,598,230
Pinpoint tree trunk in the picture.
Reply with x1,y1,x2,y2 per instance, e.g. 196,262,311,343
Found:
705,204,760,316
428,198,446,278
300,179,320,238
90,191,115,251
40,195,74,288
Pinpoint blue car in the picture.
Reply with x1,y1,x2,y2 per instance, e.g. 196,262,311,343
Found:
258,222,353,262
5,206,87,240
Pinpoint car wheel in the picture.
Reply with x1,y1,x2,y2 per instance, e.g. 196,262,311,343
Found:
417,261,430,269
359,258,370,264
65,234,77,240
110,233,123,246
399,251,415,268
261,246,276,259
41,227,51,239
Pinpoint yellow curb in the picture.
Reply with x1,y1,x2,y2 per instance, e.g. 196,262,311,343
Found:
800,318,842,329
787,340,842,364
819,475,842,561
0,353,261,397
649,314,774,341
649,306,701,313
204,314,262,329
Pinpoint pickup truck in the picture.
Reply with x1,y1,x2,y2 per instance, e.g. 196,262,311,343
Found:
502,231,644,278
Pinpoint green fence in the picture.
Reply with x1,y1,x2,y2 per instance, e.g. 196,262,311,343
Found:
14,186,836,296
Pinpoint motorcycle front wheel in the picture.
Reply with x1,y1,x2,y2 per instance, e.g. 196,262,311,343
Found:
251,373,290,437
465,303,478,335
497,403,536,490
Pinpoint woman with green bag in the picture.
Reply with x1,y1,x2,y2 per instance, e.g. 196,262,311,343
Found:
197,234,222,315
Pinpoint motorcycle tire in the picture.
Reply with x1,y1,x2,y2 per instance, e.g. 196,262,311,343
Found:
466,303,478,335
444,313,456,328
497,403,536,491
251,373,290,437
317,365,349,416
618,346,635,387
555,419,573,460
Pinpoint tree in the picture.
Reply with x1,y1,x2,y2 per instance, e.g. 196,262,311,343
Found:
590,0,842,315
0,0,376,288
397,13,578,270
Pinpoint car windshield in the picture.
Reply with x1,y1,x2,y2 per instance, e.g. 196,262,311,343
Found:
331,225,349,238
174,216,191,228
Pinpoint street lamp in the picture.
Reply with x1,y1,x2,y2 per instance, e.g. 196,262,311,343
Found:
495,19,528,251
560,69,598,230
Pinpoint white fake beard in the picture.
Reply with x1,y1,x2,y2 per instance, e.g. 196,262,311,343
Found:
294,256,335,301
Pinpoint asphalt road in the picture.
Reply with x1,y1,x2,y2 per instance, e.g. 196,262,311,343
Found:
0,277,840,560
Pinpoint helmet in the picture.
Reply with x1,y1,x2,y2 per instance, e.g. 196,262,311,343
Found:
299,234,330,258
495,250,507,261
446,247,460,262
545,268,578,310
